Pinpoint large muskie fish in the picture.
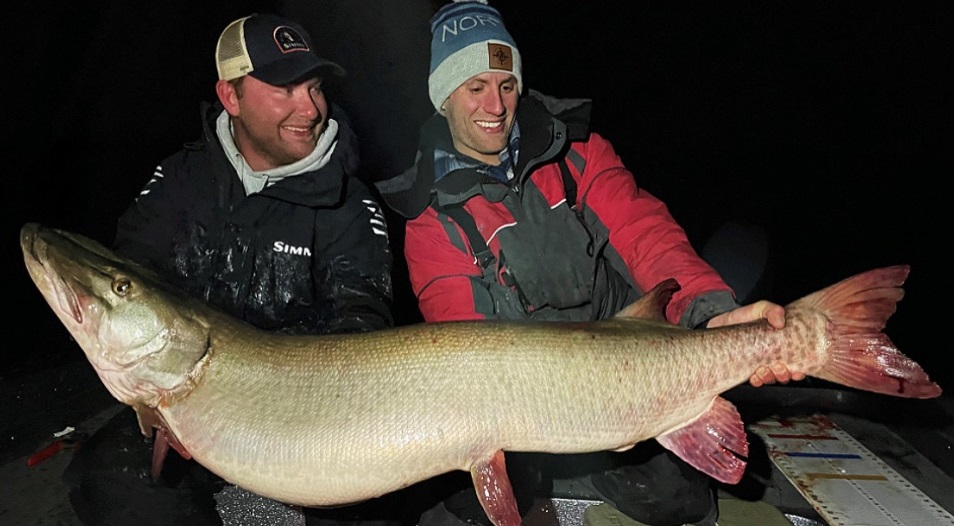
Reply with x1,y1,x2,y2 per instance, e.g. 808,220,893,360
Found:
21,222,941,526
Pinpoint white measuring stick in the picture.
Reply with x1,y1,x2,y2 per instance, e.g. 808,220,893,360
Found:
751,414,954,526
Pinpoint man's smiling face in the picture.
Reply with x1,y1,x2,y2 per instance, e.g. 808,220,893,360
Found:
443,71,519,166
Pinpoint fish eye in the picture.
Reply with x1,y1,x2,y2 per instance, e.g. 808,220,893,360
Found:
113,278,132,295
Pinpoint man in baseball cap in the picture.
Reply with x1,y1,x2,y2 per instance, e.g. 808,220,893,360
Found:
211,13,349,178
68,12,396,526
216,13,345,85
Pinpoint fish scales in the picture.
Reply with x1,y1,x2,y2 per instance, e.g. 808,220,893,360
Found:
20,222,941,526
166,320,724,504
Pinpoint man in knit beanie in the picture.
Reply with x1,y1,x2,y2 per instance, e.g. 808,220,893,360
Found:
376,2,794,525
421,0,525,183
427,0,523,114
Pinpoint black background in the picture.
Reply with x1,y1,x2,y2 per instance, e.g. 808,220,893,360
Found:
8,1,950,394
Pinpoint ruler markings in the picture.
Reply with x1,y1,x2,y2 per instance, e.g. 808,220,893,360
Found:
751,414,954,526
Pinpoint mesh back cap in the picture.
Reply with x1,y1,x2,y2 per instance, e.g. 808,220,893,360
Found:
215,14,345,85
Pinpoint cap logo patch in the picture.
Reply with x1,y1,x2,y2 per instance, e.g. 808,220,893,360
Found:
273,26,310,54
487,43,513,72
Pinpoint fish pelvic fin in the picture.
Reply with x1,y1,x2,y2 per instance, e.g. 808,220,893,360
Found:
470,450,521,526
614,278,679,322
794,265,942,399
656,396,748,485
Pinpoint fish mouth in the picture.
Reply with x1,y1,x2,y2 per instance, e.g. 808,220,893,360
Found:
23,235,85,326
52,273,85,325
22,225,154,372
30,248,86,326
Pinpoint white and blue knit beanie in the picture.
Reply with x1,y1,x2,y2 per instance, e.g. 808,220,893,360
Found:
428,0,523,113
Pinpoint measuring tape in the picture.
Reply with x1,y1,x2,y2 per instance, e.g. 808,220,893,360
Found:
750,414,954,526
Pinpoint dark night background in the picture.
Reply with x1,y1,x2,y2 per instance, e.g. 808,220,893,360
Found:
7,1,950,396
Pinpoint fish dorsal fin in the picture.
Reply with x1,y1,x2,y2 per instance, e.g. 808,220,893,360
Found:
656,396,748,484
614,278,680,322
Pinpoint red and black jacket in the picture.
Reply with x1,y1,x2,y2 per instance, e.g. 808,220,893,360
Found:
377,90,737,326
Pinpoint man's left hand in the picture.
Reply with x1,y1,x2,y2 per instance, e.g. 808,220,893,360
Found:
706,301,806,387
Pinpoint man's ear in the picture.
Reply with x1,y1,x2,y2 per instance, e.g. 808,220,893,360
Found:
216,79,240,116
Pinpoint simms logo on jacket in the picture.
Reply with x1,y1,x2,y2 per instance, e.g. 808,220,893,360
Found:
273,241,312,257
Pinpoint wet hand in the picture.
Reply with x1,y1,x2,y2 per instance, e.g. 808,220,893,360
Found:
706,301,805,386
706,300,785,330
748,363,806,387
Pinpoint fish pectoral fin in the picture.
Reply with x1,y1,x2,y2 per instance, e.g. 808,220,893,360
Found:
656,396,749,484
161,426,192,460
149,425,194,482
151,427,171,482
133,405,159,438
470,450,522,526
136,406,192,460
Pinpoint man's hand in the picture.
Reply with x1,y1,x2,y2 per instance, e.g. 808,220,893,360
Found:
706,301,806,387
706,300,785,330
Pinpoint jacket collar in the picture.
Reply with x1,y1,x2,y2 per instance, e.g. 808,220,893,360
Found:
375,90,593,219
200,101,360,208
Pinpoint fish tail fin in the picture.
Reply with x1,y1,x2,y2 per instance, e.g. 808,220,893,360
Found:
792,265,941,399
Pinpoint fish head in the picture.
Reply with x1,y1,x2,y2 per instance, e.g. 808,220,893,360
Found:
20,223,211,408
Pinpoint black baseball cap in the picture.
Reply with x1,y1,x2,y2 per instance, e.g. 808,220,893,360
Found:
215,13,345,85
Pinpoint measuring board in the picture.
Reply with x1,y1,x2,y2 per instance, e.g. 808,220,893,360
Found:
750,414,954,526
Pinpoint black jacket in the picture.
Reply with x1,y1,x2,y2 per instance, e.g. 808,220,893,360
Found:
114,102,393,335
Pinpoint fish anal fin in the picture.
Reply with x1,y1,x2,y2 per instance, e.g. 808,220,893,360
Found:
656,396,748,484
470,450,521,526
614,278,679,322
